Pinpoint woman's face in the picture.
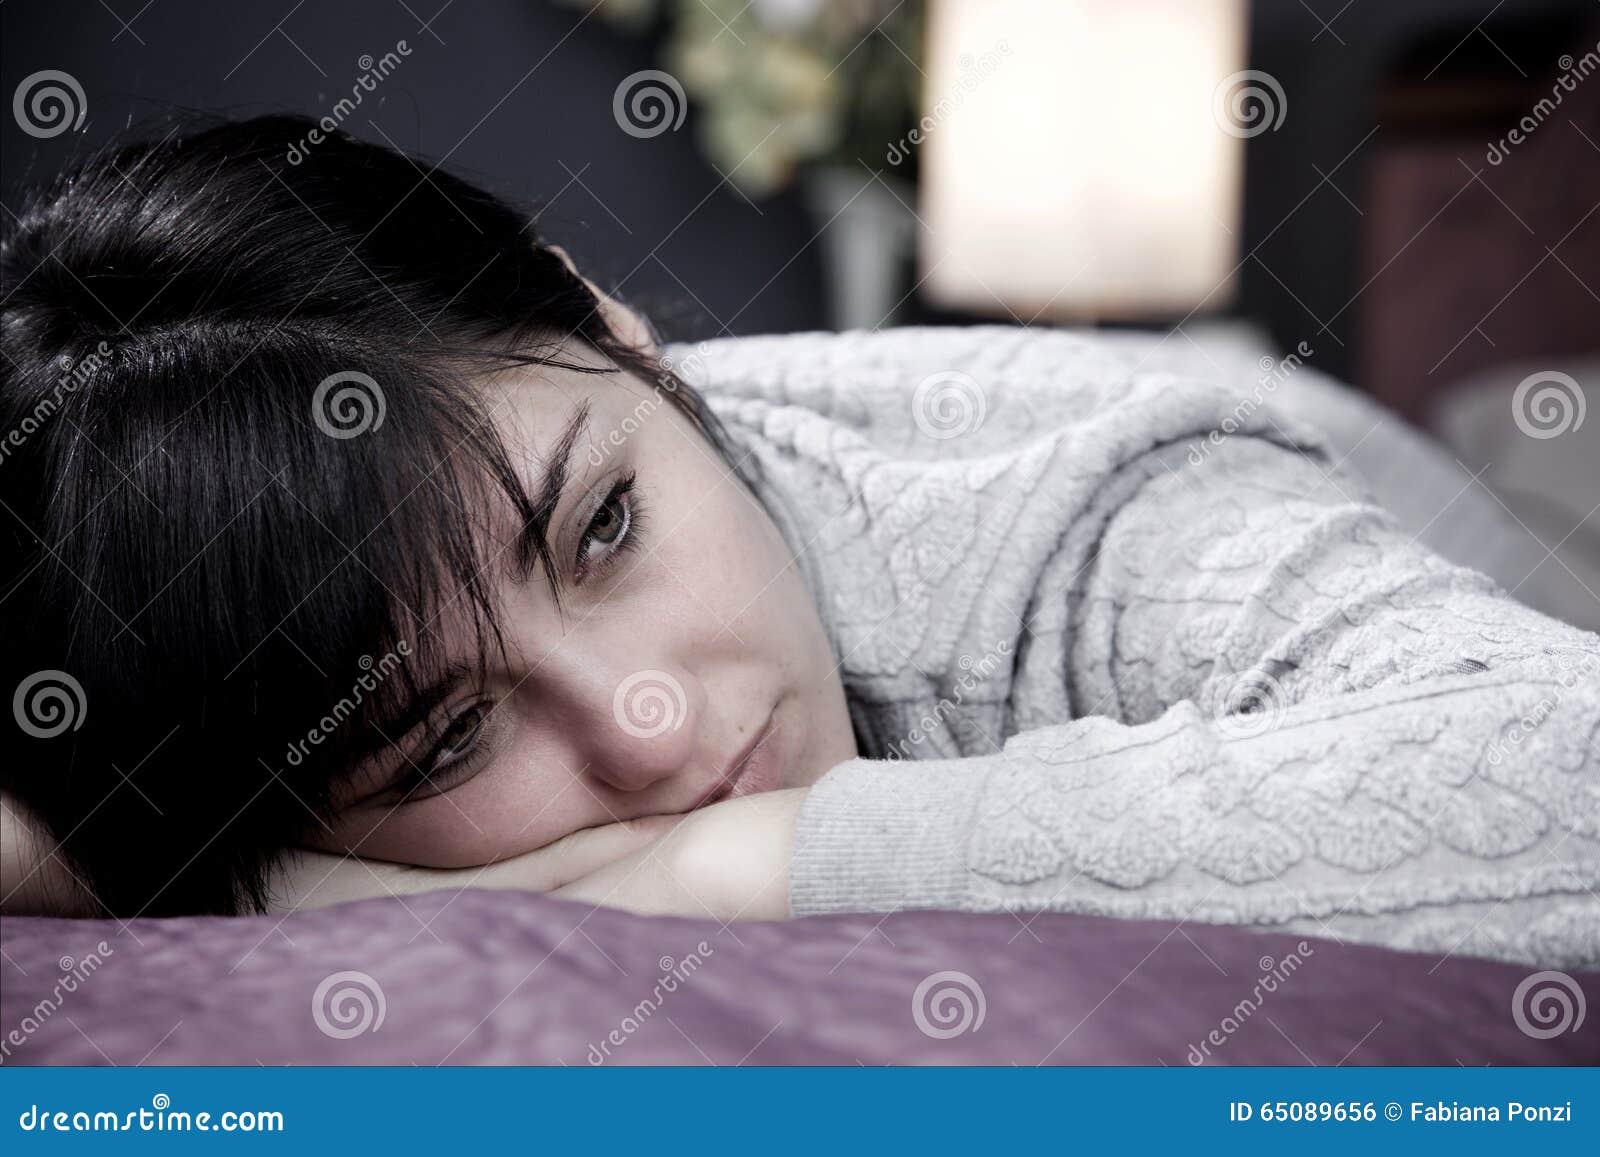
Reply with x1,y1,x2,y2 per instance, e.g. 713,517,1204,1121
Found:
309,343,858,868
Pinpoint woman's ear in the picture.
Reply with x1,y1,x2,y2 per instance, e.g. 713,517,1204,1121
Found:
545,244,660,359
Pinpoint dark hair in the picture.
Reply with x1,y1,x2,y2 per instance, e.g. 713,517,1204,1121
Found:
0,113,746,917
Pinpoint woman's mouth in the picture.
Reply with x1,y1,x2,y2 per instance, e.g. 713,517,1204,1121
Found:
694,708,782,809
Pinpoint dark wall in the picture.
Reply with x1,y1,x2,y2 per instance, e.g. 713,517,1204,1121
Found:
1237,0,1594,383
0,0,827,342
3,0,1593,383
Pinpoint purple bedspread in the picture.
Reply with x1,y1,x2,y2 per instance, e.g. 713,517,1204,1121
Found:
2,890,1595,1065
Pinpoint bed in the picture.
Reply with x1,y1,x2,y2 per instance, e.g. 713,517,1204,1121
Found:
3,889,1595,1065
3,326,1595,1067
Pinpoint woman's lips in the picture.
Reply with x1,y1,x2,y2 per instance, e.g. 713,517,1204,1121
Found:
696,709,782,809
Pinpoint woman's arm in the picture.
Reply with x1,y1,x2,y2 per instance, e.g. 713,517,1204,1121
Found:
268,794,801,921
268,811,681,913
2,781,788,921
787,434,1600,966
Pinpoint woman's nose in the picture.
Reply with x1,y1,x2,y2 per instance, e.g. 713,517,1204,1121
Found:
574,664,704,793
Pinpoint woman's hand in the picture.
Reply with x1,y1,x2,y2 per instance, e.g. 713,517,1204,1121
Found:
552,788,806,921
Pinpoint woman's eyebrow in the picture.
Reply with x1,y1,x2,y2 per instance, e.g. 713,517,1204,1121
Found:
513,401,592,587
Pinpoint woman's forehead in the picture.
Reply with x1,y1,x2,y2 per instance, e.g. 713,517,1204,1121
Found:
478,357,655,455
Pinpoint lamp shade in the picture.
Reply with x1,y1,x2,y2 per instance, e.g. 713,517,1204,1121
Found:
918,0,1251,320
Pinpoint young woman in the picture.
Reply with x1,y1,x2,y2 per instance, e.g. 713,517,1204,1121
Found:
3,116,1596,967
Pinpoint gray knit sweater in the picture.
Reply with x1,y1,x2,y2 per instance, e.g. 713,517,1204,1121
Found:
674,326,1600,969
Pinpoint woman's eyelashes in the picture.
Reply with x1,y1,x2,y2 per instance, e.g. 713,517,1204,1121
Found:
396,703,499,802
574,470,645,582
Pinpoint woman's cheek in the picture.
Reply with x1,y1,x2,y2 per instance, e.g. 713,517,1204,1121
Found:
679,492,795,623
322,777,550,868
335,802,491,868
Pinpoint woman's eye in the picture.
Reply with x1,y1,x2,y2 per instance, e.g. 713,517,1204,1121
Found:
428,705,485,772
588,494,626,547
575,473,640,576
385,703,495,804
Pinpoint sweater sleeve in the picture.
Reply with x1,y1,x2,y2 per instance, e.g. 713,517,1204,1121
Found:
788,434,1600,968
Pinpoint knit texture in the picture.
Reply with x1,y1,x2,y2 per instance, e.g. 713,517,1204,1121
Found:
670,326,1600,969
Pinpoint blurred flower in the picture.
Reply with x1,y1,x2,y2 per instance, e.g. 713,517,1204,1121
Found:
751,0,827,33
561,0,922,196
578,0,663,33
